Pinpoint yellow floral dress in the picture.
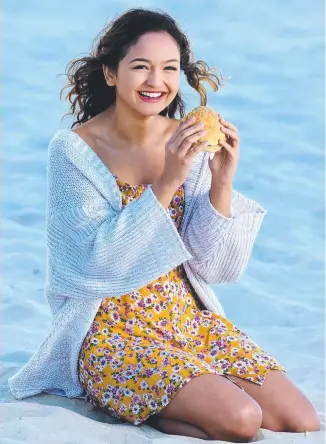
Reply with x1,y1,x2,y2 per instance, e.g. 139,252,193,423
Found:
78,177,285,426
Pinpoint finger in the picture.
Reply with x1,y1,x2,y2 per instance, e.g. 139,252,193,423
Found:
178,130,207,157
220,119,238,133
221,127,239,143
170,122,204,148
219,139,237,155
174,125,206,150
169,117,198,144
186,140,209,157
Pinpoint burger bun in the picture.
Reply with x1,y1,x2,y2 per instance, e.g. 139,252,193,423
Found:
180,106,226,156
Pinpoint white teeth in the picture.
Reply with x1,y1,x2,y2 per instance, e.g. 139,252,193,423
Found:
139,92,163,98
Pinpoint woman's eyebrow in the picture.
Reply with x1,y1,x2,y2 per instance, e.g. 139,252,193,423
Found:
128,58,180,64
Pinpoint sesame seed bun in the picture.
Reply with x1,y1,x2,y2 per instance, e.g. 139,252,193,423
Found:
180,106,226,153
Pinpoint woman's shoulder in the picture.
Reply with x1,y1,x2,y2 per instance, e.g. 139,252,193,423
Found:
49,122,95,155
49,126,82,148
166,116,180,127
50,115,97,145
158,115,180,141
47,126,95,170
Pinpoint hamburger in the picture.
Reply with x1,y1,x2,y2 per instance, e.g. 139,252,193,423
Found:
180,106,226,158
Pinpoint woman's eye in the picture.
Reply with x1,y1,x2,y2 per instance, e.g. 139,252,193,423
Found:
133,65,178,71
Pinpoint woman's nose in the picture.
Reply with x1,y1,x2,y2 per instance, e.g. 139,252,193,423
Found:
146,69,164,87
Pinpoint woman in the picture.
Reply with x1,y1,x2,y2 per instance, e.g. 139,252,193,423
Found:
8,8,319,442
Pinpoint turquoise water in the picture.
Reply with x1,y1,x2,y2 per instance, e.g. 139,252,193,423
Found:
2,0,324,407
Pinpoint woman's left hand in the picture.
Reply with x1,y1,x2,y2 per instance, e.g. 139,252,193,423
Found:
208,117,240,186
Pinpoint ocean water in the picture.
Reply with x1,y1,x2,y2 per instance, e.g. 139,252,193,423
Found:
2,0,325,411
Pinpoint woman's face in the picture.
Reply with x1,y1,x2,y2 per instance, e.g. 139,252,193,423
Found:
104,31,181,117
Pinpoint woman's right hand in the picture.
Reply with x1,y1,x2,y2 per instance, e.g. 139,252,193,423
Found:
159,118,208,188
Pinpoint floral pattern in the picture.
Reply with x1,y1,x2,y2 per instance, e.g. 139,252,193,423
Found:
78,176,285,426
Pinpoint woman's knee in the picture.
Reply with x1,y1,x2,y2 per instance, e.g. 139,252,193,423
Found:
283,400,320,433
157,374,263,442
206,398,263,442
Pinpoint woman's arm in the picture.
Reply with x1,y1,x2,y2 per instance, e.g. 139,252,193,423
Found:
182,177,266,284
182,117,266,284
209,180,232,217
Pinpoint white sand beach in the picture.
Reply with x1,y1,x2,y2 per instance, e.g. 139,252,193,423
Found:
0,389,324,443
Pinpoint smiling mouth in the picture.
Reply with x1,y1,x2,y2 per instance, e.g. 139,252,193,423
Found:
137,91,166,102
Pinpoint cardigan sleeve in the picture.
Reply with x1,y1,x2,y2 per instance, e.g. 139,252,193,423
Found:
183,186,266,284
46,134,193,300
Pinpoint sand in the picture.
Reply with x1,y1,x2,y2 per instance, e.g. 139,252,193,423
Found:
0,388,324,444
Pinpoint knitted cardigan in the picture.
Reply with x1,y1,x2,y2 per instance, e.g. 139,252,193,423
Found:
8,129,266,400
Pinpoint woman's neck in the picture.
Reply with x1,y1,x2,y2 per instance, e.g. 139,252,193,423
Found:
104,101,162,148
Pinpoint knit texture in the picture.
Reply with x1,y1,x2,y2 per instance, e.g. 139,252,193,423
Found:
8,129,266,400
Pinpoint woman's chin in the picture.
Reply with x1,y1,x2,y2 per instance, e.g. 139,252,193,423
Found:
134,104,169,117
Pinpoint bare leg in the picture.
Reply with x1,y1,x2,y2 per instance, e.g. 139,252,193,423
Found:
228,370,320,432
147,373,263,442
146,416,210,440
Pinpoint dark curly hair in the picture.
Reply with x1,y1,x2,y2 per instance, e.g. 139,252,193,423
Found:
60,8,224,128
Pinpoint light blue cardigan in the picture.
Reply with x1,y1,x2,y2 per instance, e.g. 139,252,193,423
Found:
8,129,266,400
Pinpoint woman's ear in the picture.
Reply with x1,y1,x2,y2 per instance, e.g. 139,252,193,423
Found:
103,65,116,86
